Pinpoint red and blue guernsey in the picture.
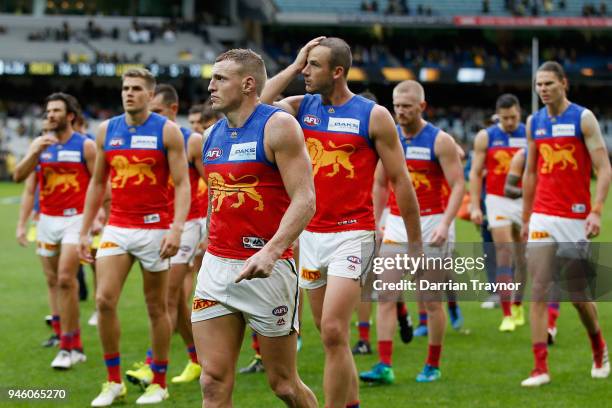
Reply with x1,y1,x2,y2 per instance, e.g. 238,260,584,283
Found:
203,104,292,260
485,123,527,197
167,126,201,222
388,123,449,217
104,112,170,229
531,103,591,219
297,94,378,232
38,132,90,216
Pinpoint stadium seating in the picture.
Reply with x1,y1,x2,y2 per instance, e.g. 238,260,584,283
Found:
274,0,602,16
0,15,218,64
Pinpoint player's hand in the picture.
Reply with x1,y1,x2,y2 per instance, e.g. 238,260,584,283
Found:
160,228,181,259
16,225,27,247
470,208,483,225
520,221,530,242
78,234,94,263
235,249,277,283
585,212,601,239
429,223,449,247
30,134,59,154
291,36,326,72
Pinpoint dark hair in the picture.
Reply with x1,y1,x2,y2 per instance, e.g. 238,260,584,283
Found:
154,83,179,105
319,37,352,78
188,104,203,115
45,92,81,118
189,100,222,122
495,93,520,111
215,48,266,95
537,61,566,81
359,90,378,103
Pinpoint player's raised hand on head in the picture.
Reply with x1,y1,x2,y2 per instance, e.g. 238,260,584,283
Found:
293,36,326,71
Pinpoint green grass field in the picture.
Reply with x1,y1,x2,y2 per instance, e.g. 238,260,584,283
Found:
0,181,611,407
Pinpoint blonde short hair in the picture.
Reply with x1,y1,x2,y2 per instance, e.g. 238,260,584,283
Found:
122,68,156,90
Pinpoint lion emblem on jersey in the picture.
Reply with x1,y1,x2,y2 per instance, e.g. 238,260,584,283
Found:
306,138,356,178
41,168,80,196
493,150,512,175
539,143,578,174
110,155,157,188
208,172,264,212
407,166,431,191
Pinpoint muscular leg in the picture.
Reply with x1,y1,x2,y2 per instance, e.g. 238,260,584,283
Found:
424,301,445,346
259,332,317,407
512,227,527,302
563,257,601,336
526,243,557,377
528,244,557,345
320,276,361,408
142,267,171,364
375,251,404,352
57,244,81,334
307,285,326,332
193,314,245,408
39,255,59,316
96,254,134,354
491,226,515,319
168,263,192,335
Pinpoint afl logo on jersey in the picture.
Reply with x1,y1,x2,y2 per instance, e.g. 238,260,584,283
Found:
109,137,124,147
303,114,321,127
205,147,223,161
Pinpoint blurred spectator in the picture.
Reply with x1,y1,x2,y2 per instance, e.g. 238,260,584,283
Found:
482,0,490,14
128,20,151,44
543,0,554,13
162,25,176,43
361,1,379,12
386,0,408,14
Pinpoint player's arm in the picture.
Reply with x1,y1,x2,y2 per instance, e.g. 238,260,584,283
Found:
16,172,36,246
236,112,315,282
13,134,59,182
161,121,191,258
79,121,110,262
371,105,422,249
521,116,537,241
468,129,488,224
188,130,205,179
433,132,466,245
259,36,325,114
504,148,525,199
372,160,390,231
581,109,612,238
83,138,97,174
